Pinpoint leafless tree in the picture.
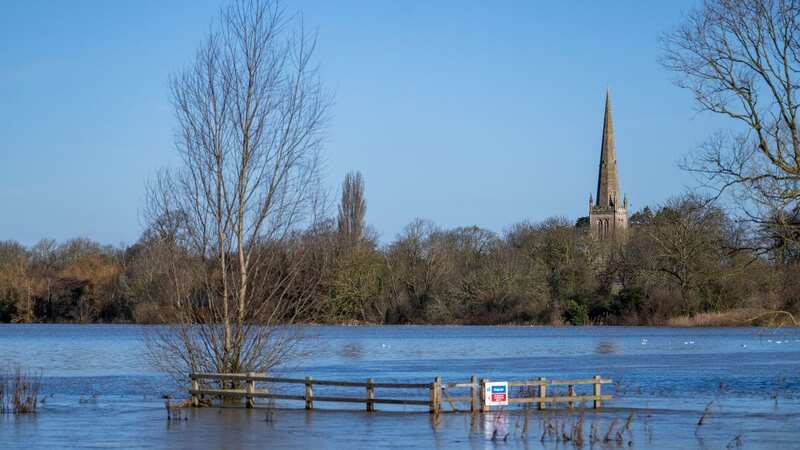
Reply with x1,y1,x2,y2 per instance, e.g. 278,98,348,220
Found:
0,241,32,323
636,196,730,313
144,0,329,382
382,219,451,322
337,171,366,244
662,0,800,257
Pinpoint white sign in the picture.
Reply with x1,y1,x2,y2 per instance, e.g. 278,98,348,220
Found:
484,381,509,406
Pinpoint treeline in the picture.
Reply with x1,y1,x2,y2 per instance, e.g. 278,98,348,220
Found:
1,194,797,325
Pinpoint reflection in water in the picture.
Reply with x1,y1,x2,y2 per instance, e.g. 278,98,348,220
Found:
341,343,363,359
482,410,509,440
0,325,799,449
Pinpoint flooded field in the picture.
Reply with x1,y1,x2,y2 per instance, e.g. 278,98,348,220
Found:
1,325,799,449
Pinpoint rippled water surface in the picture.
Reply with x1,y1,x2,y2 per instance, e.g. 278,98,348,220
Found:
1,325,799,449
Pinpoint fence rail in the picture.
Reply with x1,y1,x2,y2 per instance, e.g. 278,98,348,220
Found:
189,372,612,414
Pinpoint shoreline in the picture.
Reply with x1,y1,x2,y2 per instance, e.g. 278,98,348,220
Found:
4,308,796,328
0,323,797,328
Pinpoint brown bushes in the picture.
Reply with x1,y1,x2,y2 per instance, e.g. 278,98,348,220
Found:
666,309,799,327
666,309,762,327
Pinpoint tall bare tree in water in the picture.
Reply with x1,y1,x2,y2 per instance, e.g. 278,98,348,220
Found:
337,171,366,244
144,0,329,380
662,0,800,258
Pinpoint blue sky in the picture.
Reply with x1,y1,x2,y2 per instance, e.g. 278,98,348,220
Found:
0,0,723,246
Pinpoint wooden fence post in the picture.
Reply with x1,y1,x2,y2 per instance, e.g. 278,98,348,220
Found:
470,375,477,413
305,376,313,410
567,384,575,409
429,379,435,413
429,377,441,414
593,375,602,409
538,377,547,410
366,378,375,412
479,378,489,413
434,376,442,414
191,375,199,407
246,372,256,408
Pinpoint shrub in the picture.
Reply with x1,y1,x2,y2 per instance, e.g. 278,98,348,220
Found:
563,299,589,325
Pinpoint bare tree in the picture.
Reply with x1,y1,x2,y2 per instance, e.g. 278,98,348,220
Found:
637,196,730,314
337,171,366,244
144,0,329,381
662,0,800,257
0,241,32,323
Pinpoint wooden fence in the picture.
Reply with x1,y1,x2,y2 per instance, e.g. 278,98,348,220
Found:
189,373,612,414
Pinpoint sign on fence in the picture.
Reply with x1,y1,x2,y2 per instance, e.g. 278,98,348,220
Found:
484,381,509,406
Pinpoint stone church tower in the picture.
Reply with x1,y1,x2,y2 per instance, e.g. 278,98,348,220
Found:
589,91,628,239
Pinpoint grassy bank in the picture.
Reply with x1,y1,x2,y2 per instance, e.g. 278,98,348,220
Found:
665,309,799,327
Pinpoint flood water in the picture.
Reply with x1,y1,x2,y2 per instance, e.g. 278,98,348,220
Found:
1,324,799,449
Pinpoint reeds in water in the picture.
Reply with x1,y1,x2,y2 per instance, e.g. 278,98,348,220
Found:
0,365,41,415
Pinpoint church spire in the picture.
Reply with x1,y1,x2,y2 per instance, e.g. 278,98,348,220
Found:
595,90,620,209
588,90,628,240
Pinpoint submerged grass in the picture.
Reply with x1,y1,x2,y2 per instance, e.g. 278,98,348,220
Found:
530,410,637,448
696,401,714,430
0,365,41,415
